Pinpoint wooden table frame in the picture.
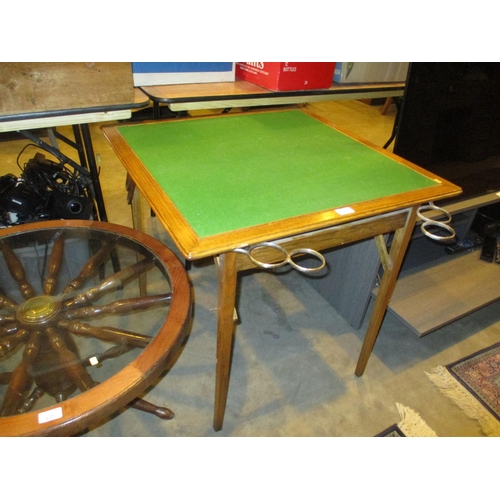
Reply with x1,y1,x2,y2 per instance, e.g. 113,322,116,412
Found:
102,109,461,431
139,80,405,116
212,208,418,430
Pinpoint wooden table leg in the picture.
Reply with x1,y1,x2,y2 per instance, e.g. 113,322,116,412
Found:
127,184,149,296
213,252,238,431
355,207,417,376
130,181,144,233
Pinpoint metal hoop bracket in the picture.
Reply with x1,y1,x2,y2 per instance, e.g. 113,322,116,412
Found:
233,242,326,273
417,202,456,242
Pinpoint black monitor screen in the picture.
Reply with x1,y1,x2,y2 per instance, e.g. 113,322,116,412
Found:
393,62,500,202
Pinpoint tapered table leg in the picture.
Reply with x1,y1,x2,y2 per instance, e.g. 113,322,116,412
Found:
213,252,238,431
355,207,417,376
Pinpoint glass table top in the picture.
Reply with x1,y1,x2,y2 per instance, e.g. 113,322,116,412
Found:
0,220,191,436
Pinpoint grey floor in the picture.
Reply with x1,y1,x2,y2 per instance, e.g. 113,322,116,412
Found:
2,99,499,438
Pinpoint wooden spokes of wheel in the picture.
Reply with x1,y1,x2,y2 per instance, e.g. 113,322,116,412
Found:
0,219,191,436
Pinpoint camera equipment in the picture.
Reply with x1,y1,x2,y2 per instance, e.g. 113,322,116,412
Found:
0,153,92,226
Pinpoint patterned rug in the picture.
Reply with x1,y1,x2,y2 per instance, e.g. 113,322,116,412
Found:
376,403,437,437
426,341,500,436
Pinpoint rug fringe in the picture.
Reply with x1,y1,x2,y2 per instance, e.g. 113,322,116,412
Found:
426,366,500,437
396,403,437,437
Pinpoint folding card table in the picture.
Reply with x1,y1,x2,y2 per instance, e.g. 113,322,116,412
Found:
102,109,461,430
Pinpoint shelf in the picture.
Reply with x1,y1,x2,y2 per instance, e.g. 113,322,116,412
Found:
369,195,500,338
380,247,500,337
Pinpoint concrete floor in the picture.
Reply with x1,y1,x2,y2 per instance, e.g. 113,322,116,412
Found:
2,99,499,438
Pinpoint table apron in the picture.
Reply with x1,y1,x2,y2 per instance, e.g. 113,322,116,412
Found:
235,208,412,272
0,110,132,133
168,89,405,112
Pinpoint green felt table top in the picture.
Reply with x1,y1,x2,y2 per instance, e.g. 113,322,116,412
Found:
117,110,439,238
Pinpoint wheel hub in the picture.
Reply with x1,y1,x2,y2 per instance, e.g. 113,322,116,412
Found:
16,295,61,327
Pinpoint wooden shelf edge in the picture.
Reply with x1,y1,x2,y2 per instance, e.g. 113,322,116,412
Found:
374,249,500,337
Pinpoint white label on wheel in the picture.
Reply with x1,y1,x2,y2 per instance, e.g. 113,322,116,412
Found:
38,407,63,424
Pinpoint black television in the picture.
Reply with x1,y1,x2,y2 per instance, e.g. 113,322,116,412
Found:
393,62,500,202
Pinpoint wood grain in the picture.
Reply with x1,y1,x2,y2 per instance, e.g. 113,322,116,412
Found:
0,63,134,116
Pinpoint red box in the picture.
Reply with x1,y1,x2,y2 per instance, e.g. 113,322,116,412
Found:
235,62,335,91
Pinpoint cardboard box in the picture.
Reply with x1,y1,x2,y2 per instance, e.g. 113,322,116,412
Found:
235,62,336,91
132,62,235,86
0,62,134,116
333,63,409,84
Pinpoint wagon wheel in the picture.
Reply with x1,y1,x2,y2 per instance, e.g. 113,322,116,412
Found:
0,219,191,436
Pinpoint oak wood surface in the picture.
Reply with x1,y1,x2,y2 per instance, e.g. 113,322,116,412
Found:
213,252,238,431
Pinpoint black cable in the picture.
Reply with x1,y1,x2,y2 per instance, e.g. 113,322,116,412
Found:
20,159,82,199
16,144,86,196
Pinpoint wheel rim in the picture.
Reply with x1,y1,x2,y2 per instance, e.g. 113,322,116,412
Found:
0,219,191,436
